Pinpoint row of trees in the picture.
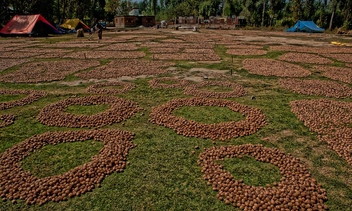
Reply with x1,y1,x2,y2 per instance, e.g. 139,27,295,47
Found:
1,0,351,31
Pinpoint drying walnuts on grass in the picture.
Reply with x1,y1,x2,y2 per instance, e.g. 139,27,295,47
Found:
226,49,268,56
183,49,215,54
0,59,29,72
278,53,333,64
76,60,175,79
37,95,140,128
0,51,43,59
0,60,100,83
0,89,47,110
98,43,140,51
141,42,214,49
198,144,328,210
290,99,352,165
313,65,352,84
87,81,136,95
0,129,135,205
184,81,247,99
152,53,220,61
279,78,352,98
225,44,264,49
0,114,16,127
64,51,146,59
320,53,352,63
270,45,319,53
149,98,266,141
242,59,311,77
149,48,180,53
148,77,190,89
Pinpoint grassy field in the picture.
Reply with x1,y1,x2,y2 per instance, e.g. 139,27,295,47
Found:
0,29,351,211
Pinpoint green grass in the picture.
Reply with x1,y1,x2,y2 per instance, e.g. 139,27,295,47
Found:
21,140,104,178
173,106,244,124
65,104,110,115
0,30,351,211
219,156,282,186
0,94,27,102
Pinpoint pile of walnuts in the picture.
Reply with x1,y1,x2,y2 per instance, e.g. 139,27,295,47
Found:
242,59,311,77
149,98,266,141
184,81,247,99
278,53,333,64
0,60,100,83
64,51,146,59
226,49,267,56
290,99,352,165
0,114,16,128
279,78,352,98
0,59,29,72
198,144,328,210
152,53,220,61
0,89,47,110
313,66,352,84
0,129,135,205
37,96,140,128
320,53,352,63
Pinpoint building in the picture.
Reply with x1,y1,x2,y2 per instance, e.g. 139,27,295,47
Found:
114,9,155,28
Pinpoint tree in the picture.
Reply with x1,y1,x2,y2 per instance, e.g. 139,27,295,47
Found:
105,0,120,16
328,0,337,30
0,0,12,26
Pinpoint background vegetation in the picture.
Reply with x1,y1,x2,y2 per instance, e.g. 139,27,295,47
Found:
1,0,351,31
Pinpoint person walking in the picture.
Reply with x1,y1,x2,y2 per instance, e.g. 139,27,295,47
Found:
96,22,103,40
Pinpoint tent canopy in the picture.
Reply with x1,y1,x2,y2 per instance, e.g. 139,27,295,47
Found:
286,20,324,33
0,14,59,36
60,19,90,31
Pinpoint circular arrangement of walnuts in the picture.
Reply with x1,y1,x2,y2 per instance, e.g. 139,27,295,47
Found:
290,99,352,165
242,59,311,77
0,89,47,110
148,77,190,89
0,129,135,205
278,52,333,64
184,81,247,99
87,81,136,95
198,144,328,210
149,98,266,141
0,114,16,128
37,96,140,128
279,78,352,98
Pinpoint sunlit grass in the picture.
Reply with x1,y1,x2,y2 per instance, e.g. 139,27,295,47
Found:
219,156,282,187
21,140,104,178
0,94,27,102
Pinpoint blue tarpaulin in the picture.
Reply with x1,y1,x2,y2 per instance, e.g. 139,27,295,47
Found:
286,20,324,33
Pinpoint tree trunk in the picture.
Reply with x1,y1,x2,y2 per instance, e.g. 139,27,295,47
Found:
329,9,334,31
261,1,265,27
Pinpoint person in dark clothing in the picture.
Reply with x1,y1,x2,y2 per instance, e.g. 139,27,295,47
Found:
96,23,103,40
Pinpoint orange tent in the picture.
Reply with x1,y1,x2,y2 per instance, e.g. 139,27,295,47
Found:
0,14,59,36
